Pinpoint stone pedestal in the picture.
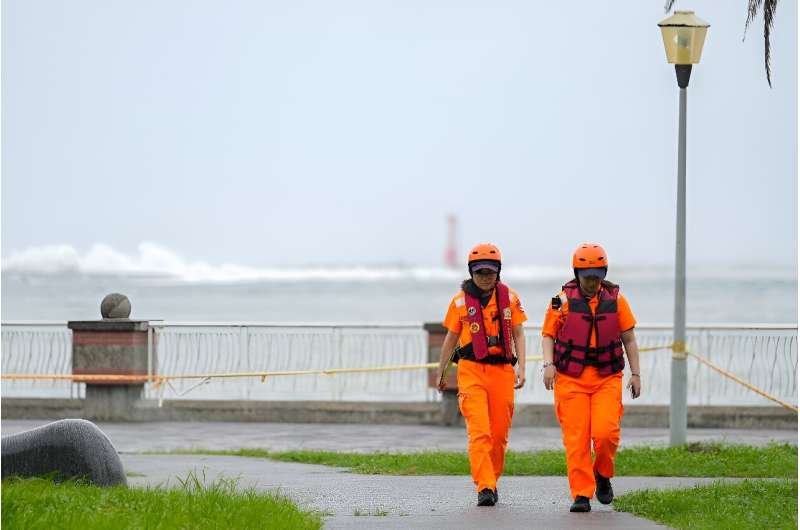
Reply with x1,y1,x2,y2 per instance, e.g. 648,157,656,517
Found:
424,322,463,426
84,384,144,421
67,320,153,421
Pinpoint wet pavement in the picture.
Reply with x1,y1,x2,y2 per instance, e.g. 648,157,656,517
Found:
3,420,794,529
2,420,795,453
121,453,725,529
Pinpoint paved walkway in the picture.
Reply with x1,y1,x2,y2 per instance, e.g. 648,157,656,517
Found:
2,420,794,529
122,453,731,529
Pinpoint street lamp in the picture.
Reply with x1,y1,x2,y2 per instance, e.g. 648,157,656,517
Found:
658,10,709,447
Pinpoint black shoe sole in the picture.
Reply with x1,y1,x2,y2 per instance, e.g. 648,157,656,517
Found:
596,493,613,505
570,504,591,513
594,472,613,504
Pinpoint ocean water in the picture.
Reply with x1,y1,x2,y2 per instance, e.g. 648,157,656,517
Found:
3,264,797,406
1,265,796,324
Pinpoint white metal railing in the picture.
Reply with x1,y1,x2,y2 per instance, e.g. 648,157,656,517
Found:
519,325,797,407
1,322,78,398
148,322,427,402
1,322,796,407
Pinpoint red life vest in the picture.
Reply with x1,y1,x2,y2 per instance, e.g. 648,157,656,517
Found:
553,279,625,376
463,281,514,362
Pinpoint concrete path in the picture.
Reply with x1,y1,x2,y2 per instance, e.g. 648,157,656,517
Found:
3,420,793,529
122,453,730,529
2,420,795,453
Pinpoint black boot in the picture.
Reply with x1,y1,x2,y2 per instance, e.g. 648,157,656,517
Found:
477,488,496,507
570,495,591,512
492,488,498,504
594,470,614,504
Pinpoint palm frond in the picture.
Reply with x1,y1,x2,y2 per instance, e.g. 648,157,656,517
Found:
744,0,765,33
744,0,778,87
762,0,778,87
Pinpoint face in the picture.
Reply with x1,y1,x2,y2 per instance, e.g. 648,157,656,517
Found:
578,274,602,296
472,269,498,292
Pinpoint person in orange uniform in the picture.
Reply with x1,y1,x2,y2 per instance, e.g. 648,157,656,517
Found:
541,243,642,513
436,243,527,507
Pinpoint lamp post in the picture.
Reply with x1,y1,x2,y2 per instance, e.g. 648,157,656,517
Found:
658,10,709,447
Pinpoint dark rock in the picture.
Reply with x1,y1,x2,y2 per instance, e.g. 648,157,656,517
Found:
1,419,127,486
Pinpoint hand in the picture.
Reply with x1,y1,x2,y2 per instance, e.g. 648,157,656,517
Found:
627,374,641,399
543,365,556,391
514,365,526,389
437,373,447,392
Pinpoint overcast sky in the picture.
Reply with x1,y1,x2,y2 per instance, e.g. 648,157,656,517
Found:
2,0,797,269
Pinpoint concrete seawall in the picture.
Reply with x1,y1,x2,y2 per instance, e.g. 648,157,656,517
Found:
2,398,795,430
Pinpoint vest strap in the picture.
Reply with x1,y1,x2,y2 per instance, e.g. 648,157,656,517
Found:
554,348,625,370
555,338,622,354
453,343,517,366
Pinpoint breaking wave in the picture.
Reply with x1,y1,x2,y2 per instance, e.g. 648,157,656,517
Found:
0,243,567,283
2,243,794,283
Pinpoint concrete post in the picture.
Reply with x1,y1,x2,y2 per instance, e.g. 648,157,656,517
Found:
424,323,462,426
67,293,154,421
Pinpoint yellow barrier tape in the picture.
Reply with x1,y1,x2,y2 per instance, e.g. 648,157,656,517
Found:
1,374,158,383
3,345,796,414
0,348,691,384
1,355,545,384
686,350,798,413
642,343,796,413
638,345,674,352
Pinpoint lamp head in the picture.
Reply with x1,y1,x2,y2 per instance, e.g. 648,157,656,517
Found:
658,10,709,65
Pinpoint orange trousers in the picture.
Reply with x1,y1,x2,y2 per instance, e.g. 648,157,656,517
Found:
457,360,515,492
554,366,624,499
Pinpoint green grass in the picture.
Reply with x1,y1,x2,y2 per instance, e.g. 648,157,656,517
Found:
155,443,797,478
614,479,798,530
2,472,322,530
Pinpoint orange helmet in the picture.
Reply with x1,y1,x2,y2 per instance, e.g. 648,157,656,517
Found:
572,243,608,269
468,243,502,264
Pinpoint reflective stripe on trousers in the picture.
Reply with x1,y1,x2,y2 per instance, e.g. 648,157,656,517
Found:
554,366,624,499
457,359,515,492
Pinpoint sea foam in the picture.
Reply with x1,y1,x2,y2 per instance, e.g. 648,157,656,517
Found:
2,243,794,283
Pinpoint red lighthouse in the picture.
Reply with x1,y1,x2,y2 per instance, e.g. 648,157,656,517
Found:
445,215,458,269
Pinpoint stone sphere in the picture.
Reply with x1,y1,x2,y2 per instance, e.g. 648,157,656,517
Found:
100,293,131,319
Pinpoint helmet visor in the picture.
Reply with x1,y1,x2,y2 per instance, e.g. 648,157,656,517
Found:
576,267,607,279
469,260,500,274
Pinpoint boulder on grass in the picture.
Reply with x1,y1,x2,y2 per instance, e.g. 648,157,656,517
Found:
1,419,127,486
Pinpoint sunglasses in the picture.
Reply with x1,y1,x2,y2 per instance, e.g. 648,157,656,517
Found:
473,269,498,277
